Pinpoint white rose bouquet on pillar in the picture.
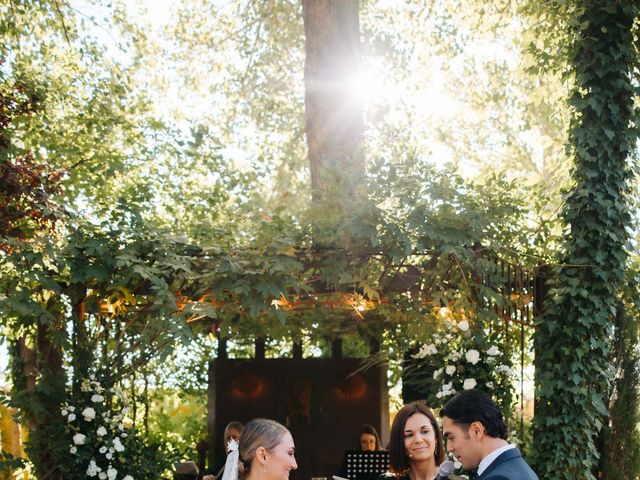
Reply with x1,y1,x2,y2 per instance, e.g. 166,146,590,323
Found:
60,375,135,480
408,308,515,412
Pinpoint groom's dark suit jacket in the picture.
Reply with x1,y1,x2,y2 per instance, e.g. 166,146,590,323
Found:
477,448,538,479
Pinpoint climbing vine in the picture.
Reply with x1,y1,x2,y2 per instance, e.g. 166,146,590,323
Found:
531,2,639,478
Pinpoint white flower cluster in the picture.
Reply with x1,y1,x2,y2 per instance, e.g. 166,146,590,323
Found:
415,318,512,402
61,376,134,480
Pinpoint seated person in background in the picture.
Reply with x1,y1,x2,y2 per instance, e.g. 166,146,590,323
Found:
174,461,199,480
441,390,538,479
206,421,245,480
223,421,244,450
358,424,384,452
381,402,445,480
339,424,387,480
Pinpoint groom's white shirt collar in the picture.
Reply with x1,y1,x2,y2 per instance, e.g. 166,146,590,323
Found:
477,444,516,475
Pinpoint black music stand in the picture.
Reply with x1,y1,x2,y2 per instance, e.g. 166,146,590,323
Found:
341,451,389,480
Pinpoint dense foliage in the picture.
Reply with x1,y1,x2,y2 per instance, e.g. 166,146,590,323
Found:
600,259,640,479
1,1,639,479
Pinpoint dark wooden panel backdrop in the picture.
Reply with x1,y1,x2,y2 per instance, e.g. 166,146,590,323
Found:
208,357,389,480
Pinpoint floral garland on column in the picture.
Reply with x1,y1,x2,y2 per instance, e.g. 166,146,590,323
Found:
60,376,135,480
408,308,516,414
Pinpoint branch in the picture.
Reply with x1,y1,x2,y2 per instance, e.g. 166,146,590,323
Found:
52,0,71,46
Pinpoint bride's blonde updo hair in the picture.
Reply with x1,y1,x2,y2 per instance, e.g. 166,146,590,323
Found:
237,419,289,480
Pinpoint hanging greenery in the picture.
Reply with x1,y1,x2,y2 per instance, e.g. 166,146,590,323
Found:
0,159,542,478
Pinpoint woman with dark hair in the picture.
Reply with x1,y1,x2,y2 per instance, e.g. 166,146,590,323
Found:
383,402,445,480
358,424,384,452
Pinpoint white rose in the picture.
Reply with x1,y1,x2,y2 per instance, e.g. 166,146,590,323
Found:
445,365,456,375
99,473,107,480
82,407,96,421
73,433,86,445
433,368,443,380
123,476,134,480
457,320,470,332
92,394,105,403
100,446,107,454
97,426,107,436
486,346,500,356
463,378,477,390
486,382,494,389
106,452,113,460
442,382,454,396
436,391,443,398
69,446,77,454
61,409,68,416
465,349,480,365
414,343,437,359
113,437,125,452
498,364,512,374
87,460,98,476
68,413,76,422
107,466,118,480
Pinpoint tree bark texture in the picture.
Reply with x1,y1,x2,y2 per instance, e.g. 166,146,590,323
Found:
302,0,364,201
14,320,66,480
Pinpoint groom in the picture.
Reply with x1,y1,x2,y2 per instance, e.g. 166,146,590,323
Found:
441,389,538,479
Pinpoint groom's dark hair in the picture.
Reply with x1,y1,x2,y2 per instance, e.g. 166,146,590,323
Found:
441,389,508,439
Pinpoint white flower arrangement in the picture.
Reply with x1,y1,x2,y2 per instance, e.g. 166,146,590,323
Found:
412,313,515,408
61,377,135,480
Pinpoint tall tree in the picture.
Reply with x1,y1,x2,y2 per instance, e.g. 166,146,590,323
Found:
302,0,364,202
532,2,639,478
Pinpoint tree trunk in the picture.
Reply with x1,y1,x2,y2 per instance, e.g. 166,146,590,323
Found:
14,319,66,480
302,0,364,202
